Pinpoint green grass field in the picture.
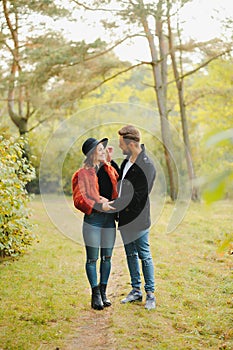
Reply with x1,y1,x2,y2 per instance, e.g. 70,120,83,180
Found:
0,196,232,350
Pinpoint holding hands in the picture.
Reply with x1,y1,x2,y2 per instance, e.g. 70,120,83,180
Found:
99,196,115,211
99,196,109,203
102,201,116,211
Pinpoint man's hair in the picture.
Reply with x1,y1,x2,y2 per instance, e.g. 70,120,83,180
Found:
118,125,141,144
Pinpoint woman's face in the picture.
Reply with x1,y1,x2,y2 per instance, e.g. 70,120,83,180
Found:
93,143,106,164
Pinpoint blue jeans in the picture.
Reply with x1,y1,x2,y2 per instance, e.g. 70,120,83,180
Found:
120,229,155,292
83,212,116,288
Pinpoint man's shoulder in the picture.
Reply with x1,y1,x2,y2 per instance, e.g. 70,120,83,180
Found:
138,151,154,168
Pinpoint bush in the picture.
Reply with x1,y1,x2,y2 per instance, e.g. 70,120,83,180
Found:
0,136,36,257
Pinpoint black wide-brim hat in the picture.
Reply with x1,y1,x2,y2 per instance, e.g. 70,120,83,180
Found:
82,137,108,156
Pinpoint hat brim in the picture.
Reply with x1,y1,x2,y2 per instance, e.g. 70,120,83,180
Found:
98,137,108,148
86,137,108,156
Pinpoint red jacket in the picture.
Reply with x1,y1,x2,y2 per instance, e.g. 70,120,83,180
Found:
72,162,119,215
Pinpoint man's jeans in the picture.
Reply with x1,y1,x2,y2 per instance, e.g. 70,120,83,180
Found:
83,212,116,288
120,229,155,292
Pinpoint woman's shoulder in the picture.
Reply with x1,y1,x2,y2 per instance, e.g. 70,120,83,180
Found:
73,166,94,176
72,167,95,185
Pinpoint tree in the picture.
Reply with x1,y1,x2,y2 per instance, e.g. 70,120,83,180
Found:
0,0,70,157
166,0,198,200
72,0,232,201
73,0,178,199
138,0,178,200
0,0,124,159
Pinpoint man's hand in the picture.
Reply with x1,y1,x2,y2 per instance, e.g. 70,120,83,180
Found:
102,201,116,211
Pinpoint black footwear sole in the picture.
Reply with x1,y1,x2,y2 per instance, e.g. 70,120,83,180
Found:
132,297,142,302
91,304,104,310
129,297,143,303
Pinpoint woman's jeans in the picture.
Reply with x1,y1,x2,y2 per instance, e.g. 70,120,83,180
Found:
83,212,116,288
120,229,155,292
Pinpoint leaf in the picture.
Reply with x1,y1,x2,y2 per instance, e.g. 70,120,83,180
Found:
217,233,233,255
205,128,233,148
0,136,35,257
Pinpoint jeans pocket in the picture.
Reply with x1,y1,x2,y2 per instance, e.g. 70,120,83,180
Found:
84,212,96,221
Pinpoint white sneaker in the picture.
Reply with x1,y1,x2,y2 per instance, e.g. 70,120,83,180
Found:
145,294,156,310
121,289,143,303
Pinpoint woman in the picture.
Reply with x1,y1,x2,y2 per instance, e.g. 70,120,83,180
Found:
72,137,119,310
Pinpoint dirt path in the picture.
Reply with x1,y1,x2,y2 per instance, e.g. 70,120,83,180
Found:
62,246,126,350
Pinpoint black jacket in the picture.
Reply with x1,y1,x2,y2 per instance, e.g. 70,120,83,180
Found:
113,145,156,231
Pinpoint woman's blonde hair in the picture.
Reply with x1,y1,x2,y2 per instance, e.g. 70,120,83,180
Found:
84,154,94,168
83,149,97,168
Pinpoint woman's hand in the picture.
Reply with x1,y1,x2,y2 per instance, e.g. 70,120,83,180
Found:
102,201,116,211
99,196,109,203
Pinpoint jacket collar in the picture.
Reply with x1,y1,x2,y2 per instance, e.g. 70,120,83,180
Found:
125,144,145,163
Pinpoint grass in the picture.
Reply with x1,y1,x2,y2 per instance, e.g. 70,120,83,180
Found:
0,197,89,350
112,201,233,350
0,197,232,350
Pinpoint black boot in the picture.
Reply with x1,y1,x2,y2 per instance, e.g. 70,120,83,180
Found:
100,284,111,307
91,286,104,310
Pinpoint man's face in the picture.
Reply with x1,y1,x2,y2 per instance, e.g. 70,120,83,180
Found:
119,136,131,156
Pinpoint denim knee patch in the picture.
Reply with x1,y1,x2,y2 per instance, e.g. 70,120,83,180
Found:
86,258,98,264
127,252,138,258
141,256,153,267
101,256,111,262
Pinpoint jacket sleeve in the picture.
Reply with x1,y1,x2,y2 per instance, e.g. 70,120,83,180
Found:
72,171,95,215
145,162,156,194
129,162,155,210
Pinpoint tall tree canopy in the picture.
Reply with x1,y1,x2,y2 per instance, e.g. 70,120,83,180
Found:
0,0,124,143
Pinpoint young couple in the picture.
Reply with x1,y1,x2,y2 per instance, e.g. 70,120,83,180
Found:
72,125,156,311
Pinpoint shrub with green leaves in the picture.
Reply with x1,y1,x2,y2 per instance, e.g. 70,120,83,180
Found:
0,136,36,257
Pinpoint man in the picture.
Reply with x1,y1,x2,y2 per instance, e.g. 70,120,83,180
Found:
106,125,156,310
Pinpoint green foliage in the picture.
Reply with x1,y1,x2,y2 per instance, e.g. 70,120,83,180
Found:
0,136,36,257
217,232,233,255
202,170,233,203
197,129,233,254
185,57,233,200
5,0,70,18
200,129,233,203
191,58,233,133
1,0,124,137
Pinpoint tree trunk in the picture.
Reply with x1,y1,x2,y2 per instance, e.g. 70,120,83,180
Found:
3,0,30,160
167,7,198,200
140,0,177,200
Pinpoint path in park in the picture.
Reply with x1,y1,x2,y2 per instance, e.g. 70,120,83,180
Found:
62,246,126,350
39,195,127,349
